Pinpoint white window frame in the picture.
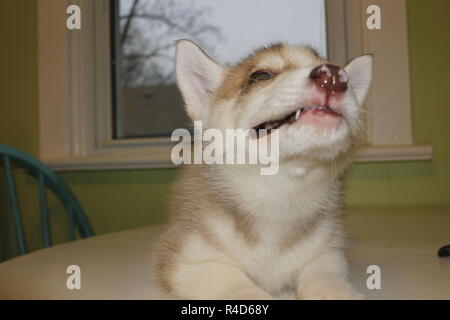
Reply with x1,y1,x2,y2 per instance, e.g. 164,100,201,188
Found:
38,0,432,171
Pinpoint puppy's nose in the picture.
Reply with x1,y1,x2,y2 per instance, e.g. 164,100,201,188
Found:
309,64,348,94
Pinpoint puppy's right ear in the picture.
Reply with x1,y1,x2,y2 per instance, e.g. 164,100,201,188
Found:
344,55,373,106
176,40,224,121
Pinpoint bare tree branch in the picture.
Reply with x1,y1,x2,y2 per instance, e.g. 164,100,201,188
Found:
120,0,139,47
118,0,225,87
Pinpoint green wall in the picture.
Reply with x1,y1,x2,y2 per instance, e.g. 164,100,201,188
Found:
345,0,450,207
0,0,39,155
1,0,450,260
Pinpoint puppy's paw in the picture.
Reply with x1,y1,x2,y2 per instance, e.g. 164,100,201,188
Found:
298,280,364,300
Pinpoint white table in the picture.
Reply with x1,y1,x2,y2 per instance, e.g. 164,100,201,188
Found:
1,209,449,299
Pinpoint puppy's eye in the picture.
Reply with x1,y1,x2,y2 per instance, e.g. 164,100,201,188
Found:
249,70,274,84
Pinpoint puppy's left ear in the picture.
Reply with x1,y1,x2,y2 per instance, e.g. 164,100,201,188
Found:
344,55,373,105
176,40,225,121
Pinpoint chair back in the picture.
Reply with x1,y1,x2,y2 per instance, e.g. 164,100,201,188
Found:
0,144,94,255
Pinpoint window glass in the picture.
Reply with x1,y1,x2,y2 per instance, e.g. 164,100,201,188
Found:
112,0,327,139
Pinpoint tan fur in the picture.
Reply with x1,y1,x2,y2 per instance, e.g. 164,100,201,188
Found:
154,166,260,292
153,41,372,299
213,44,325,103
279,210,326,253
153,167,210,293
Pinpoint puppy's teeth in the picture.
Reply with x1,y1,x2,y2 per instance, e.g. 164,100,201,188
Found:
295,110,301,120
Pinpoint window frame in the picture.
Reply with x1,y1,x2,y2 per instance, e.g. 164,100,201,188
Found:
38,0,432,171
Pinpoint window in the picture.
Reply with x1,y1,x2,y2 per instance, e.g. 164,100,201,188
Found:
38,0,431,170
111,0,327,139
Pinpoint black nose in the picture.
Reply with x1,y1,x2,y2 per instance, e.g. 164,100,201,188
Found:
309,64,348,94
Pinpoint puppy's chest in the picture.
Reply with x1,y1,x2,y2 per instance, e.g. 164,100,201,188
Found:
208,216,315,292
236,234,301,291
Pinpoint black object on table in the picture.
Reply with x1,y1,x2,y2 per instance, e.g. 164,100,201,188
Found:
438,244,450,257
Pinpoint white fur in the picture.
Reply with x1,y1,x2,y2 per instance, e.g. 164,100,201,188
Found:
345,55,373,106
155,41,372,300
176,40,225,121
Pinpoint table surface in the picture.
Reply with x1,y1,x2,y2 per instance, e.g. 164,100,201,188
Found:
1,208,449,300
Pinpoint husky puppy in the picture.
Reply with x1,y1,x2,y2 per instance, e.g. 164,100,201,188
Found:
153,40,372,299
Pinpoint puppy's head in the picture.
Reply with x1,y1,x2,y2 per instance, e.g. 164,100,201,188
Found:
176,40,372,162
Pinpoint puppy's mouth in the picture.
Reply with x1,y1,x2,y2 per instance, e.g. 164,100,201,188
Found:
251,106,342,138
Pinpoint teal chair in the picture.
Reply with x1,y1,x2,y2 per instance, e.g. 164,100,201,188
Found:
0,144,94,256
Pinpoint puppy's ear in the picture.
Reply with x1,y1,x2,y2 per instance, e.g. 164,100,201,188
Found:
344,55,373,105
176,40,224,121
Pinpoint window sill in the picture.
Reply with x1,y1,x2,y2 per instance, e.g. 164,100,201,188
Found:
43,144,433,172
355,144,433,163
